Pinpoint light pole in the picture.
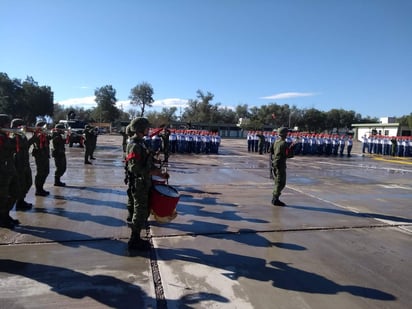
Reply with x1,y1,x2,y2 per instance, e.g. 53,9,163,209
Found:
288,111,294,128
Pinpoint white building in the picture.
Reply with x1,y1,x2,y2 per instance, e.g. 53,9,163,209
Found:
351,117,400,142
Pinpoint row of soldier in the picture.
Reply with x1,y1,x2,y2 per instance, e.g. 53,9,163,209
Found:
122,126,221,159
248,131,355,157
0,114,98,229
361,135,412,157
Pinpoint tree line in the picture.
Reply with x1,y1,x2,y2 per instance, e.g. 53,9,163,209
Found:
1,72,411,132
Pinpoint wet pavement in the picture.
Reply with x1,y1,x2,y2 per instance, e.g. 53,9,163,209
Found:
1,135,411,309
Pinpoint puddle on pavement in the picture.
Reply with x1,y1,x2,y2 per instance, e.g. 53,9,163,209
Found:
288,177,317,185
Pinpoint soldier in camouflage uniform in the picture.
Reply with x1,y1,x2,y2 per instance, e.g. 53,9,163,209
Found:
158,127,171,162
125,117,168,250
10,118,33,211
124,123,135,224
270,127,289,206
83,124,94,164
0,114,21,228
51,123,67,186
28,121,51,196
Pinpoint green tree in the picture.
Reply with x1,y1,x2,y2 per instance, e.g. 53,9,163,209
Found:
129,82,154,117
94,85,119,122
339,110,357,130
53,103,66,122
1,74,53,124
397,113,412,128
21,76,54,124
181,90,221,123
53,104,94,123
325,109,342,131
301,108,326,132
216,107,237,123
235,104,250,119
146,107,178,128
0,73,23,117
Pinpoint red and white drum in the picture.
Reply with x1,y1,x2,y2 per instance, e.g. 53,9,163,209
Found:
150,184,180,223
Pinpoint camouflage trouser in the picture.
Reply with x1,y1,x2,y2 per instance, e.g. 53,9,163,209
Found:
130,177,151,233
272,166,286,198
15,166,32,200
0,169,20,216
54,154,67,178
34,154,49,190
126,187,134,220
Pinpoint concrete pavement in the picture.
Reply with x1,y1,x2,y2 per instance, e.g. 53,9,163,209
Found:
1,135,411,309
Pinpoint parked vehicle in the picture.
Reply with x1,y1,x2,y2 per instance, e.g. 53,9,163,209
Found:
58,120,86,147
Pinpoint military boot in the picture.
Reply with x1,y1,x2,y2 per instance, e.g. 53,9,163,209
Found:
54,177,66,187
127,229,151,251
35,187,50,196
15,199,33,211
272,196,286,206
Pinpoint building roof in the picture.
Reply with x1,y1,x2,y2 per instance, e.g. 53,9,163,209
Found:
351,123,400,128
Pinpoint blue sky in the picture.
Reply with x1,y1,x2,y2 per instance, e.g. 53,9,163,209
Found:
1,0,411,119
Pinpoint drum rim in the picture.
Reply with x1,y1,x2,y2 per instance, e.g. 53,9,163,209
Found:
153,183,179,197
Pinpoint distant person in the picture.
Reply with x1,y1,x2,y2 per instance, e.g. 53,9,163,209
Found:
270,127,290,206
339,136,345,157
28,121,51,196
10,118,33,210
83,125,94,164
120,125,128,153
51,123,67,186
391,137,397,157
90,127,98,160
346,135,353,157
158,127,171,162
361,134,369,153
0,114,21,228
257,131,265,155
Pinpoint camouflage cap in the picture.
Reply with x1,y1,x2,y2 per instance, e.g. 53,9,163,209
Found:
278,127,288,136
131,117,150,133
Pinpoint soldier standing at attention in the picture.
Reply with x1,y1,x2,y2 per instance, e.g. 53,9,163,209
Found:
257,131,265,155
28,121,51,196
125,117,169,250
52,123,67,186
90,127,98,160
270,127,289,206
159,127,171,162
10,118,33,210
339,135,346,157
120,125,128,153
83,124,93,164
0,114,21,228
347,135,353,157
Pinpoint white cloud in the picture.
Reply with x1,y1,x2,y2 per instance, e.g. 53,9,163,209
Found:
57,96,96,108
260,92,318,100
153,98,189,108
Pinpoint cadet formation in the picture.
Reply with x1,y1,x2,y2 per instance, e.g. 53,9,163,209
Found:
247,130,412,158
